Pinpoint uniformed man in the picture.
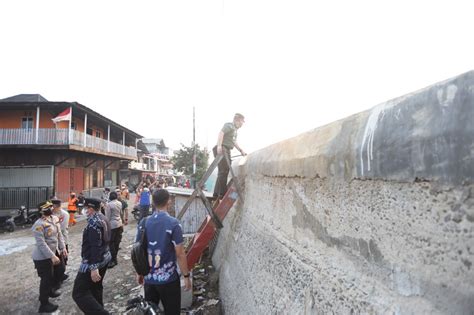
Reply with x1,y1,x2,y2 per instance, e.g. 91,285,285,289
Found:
51,199,70,280
72,198,112,315
213,113,247,200
32,200,67,313
68,192,78,226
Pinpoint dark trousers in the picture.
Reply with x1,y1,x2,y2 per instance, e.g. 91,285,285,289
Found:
144,279,181,315
34,256,65,304
110,226,123,263
213,146,231,199
139,204,150,221
64,244,69,266
54,254,66,287
72,267,109,315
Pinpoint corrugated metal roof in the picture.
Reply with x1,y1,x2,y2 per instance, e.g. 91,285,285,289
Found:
166,186,213,198
0,94,48,102
0,95,143,139
142,138,164,144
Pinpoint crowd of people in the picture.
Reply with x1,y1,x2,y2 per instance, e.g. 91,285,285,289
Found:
30,112,246,314
31,184,190,315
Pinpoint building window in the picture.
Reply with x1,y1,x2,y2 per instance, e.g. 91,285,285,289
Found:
21,117,33,129
86,128,93,135
71,121,77,130
92,169,98,187
95,131,101,138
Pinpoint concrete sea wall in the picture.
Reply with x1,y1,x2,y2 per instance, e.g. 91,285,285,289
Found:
212,71,474,314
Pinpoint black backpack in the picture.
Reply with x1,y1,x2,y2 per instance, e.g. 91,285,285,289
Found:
131,217,150,276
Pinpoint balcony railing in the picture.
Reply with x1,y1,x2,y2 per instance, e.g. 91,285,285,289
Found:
0,128,137,158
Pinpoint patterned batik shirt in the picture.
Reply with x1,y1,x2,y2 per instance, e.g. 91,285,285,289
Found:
136,211,184,285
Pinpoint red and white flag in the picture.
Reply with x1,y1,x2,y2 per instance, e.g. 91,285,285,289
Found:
52,108,71,123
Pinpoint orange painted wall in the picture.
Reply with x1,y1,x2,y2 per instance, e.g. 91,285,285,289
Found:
85,124,105,139
0,109,87,133
0,110,35,128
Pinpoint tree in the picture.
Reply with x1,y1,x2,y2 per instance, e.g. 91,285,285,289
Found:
171,144,209,183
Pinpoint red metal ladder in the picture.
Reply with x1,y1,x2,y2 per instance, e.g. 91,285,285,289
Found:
177,153,242,270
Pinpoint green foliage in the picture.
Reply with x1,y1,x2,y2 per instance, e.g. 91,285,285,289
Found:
171,143,209,182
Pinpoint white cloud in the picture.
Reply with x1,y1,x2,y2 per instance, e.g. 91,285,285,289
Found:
1,0,473,153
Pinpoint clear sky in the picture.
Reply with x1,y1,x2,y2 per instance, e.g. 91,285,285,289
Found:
1,0,473,154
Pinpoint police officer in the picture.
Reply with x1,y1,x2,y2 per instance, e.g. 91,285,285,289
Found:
32,200,67,313
72,198,112,315
51,198,70,280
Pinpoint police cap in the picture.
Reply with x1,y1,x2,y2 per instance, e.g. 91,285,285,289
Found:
85,198,101,210
38,201,53,212
51,199,62,205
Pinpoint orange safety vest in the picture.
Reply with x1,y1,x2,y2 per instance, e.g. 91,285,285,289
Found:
68,197,78,212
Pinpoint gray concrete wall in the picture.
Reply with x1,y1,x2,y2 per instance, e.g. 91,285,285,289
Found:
212,71,474,314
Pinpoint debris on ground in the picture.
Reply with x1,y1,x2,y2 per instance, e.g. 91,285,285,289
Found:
0,197,222,314
182,249,221,315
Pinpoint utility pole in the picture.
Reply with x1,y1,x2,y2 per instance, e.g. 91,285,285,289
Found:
192,106,196,188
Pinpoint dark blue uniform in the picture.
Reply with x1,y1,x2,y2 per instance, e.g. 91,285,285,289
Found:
72,211,111,315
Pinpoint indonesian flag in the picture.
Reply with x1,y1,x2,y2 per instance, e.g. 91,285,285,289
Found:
52,108,71,123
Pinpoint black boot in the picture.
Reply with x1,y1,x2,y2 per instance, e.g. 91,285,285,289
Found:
49,289,61,298
38,301,58,313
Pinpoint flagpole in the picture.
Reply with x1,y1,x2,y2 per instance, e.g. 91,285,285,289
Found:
68,106,72,144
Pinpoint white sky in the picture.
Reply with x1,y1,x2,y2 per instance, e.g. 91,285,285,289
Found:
1,0,473,154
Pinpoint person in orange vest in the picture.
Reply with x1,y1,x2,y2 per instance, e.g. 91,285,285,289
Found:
68,192,78,226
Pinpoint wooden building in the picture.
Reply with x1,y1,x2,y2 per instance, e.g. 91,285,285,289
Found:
0,94,142,210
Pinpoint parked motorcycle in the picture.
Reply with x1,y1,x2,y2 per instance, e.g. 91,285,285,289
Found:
131,205,152,221
132,205,141,221
126,295,158,315
13,206,40,226
77,203,86,215
0,214,15,232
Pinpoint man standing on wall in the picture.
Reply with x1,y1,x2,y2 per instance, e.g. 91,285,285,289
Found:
213,113,247,200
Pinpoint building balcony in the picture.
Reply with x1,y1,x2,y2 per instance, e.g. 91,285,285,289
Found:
129,161,151,171
0,128,137,159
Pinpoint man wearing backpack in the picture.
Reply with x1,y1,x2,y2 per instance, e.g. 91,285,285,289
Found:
135,189,191,315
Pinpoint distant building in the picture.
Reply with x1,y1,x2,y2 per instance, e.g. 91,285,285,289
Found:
0,94,142,210
142,138,169,155
141,138,173,176
120,139,174,190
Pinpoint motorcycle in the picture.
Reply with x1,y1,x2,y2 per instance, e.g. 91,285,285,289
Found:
13,206,40,226
132,205,152,221
126,295,158,315
132,205,141,221
0,214,15,232
77,203,86,215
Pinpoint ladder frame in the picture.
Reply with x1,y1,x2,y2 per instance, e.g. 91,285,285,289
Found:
177,152,241,229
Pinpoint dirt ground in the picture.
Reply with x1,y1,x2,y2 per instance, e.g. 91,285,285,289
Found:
0,197,222,315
